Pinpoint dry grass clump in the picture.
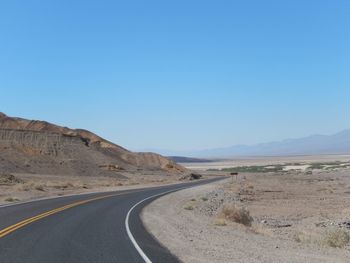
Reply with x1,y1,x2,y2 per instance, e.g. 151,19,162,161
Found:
294,228,350,248
217,205,253,226
35,184,45,191
251,223,274,237
0,174,23,185
213,218,227,226
16,183,32,191
322,229,350,248
184,204,194,210
5,197,19,202
293,231,313,244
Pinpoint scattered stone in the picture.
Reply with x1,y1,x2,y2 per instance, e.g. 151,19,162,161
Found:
339,221,350,229
197,189,240,216
180,173,203,181
275,224,292,228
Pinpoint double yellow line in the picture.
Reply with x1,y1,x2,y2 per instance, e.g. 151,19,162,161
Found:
0,191,135,239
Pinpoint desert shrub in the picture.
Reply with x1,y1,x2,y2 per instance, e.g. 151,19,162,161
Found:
16,183,31,191
221,165,285,173
293,232,313,244
322,229,350,248
0,174,24,184
60,182,74,189
184,205,194,210
35,184,45,191
201,197,208,201
217,205,253,226
213,218,227,226
5,197,19,202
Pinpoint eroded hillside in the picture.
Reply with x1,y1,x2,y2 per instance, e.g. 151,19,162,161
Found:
0,113,185,177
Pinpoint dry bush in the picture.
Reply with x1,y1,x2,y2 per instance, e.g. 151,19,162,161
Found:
293,231,313,244
322,229,350,248
16,183,32,191
35,184,45,191
184,204,194,210
54,182,75,189
213,218,227,226
217,205,253,226
5,197,19,202
0,174,23,185
251,223,274,237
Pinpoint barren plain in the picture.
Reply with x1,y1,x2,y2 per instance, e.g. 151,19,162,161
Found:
143,160,350,263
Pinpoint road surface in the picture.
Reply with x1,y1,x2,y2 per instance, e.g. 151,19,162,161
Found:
0,177,223,263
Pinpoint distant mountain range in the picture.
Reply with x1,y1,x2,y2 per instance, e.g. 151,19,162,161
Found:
149,130,350,158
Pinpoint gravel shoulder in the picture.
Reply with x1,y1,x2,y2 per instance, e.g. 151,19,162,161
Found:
142,171,350,263
0,172,190,205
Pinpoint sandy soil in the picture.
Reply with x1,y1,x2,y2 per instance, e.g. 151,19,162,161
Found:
0,172,188,205
142,169,350,263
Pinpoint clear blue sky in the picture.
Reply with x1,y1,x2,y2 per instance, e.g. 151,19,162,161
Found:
1,1,349,151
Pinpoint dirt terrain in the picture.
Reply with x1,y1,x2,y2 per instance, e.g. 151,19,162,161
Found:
143,168,350,262
0,171,191,205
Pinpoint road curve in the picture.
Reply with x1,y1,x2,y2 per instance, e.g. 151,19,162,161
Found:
0,177,223,263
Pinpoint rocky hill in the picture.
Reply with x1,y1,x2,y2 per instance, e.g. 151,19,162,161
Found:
0,113,185,177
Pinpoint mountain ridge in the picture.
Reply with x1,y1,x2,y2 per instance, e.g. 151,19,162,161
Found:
149,130,350,158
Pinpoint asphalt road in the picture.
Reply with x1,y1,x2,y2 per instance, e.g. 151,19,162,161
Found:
0,177,223,263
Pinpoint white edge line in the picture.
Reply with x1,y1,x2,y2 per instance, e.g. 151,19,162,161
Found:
125,187,187,263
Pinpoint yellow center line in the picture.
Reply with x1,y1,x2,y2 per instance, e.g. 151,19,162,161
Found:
0,190,139,239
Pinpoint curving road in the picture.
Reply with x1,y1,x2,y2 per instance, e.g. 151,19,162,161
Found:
0,177,223,263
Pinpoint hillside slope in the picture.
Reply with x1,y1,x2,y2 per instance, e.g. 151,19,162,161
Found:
0,113,185,177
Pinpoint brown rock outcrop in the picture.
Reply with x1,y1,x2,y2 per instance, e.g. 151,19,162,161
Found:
0,113,186,176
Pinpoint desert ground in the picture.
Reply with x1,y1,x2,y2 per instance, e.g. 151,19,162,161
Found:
143,157,350,263
0,171,193,205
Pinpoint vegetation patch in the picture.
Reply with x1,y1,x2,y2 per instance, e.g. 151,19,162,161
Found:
213,218,227,226
208,161,350,173
5,197,19,202
322,229,350,248
220,165,285,173
217,205,253,226
184,204,194,210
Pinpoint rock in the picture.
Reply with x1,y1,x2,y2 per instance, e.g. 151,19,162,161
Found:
180,173,203,181
339,221,350,229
